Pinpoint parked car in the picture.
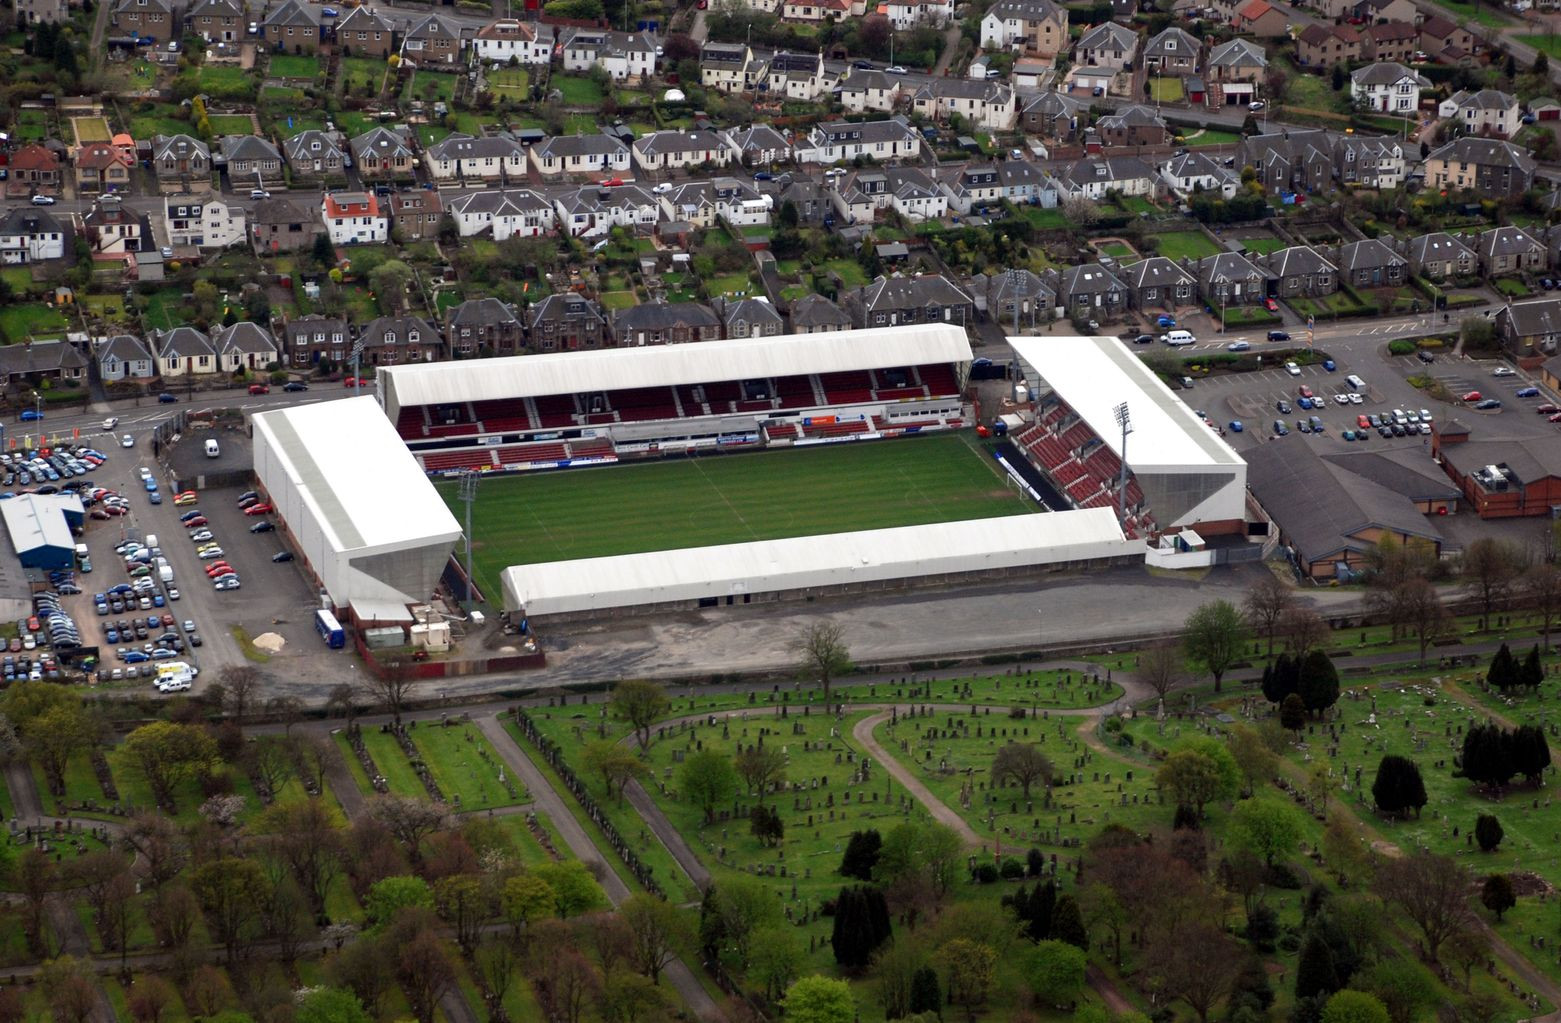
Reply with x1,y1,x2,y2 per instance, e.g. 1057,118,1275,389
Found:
244,503,272,516
1492,367,1516,377
250,521,275,533
1462,391,1482,402
282,382,309,392
158,393,177,403
1516,387,1540,398
248,384,270,395
272,551,294,562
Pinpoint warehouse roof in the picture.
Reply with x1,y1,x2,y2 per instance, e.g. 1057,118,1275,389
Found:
0,494,79,555
1010,335,1243,469
377,324,973,422
501,508,1129,616
252,396,460,553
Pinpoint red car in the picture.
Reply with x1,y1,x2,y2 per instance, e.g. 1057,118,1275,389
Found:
1537,403,1559,414
1550,412,1561,423
205,564,233,577
1298,385,1313,398
184,516,208,528
597,178,624,187
342,377,360,388
243,503,272,516
1461,391,1482,402
248,384,270,395
1356,414,1371,430
1264,298,1280,313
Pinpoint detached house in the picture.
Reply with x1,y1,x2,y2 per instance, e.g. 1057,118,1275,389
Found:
186,0,243,41
0,208,68,264
165,193,245,249
559,28,657,81
401,13,463,67
1440,89,1520,139
97,335,156,381
220,134,284,187
1409,232,1477,281
1075,21,1136,71
212,321,279,372
83,195,150,257
358,316,442,365
445,297,523,355
283,129,348,184
1419,15,1478,64
910,79,1016,131
1096,105,1167,147
1161,151,1238,198
1350,62,1428,114
7,144,63,198
884,0,953,29
1021,91,1088,139
979,0,1068,60
853,274,975,328
445,189,554,240
262,0,320,53
1263,245,1338,298
1121,257,1196,311
473,19,552,65
152,134,210,187
111,0,178,43
796,118,921,164
335,6,397,57
1198,251,1272,307
631,130,733,173
75,142,134,193
322,191,388,246
249,196,322,254
283,315,349,368
155,326,217,377
1205,38,1266,108
1476,225,1545,277
350,127,417,182
1335,237,1409,288
1424,137,1536,197
529,134,632,177
527,293,609,351
1143,27,1200,76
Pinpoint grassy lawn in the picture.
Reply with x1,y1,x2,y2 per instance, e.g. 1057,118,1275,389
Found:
71,116,111,143
599,290,637,310
1495,277,1531,297
409,720,528,812
440,432,1031,594
0,303,68,343
1439,0,1514,26
1097,240,1135,259
1,268,35,295
1517,33,1561,59
260,85,306,102
14,109,50,142
706,272,756,297
414,123,453,147
1221,304,1280,326
339,56,387,94
1021,206,1069,230
404,70,457,105
1241,237,1287,255
823,258,869,288
1117,194,1158,215
1279,63,1345,113
488,67,529,96
553,75,605,105
206,114,254,136
197,65,255,94
1186,129,1242,147
126,107,190,140
1153,230,1221,261
268,54,321,81
1148,77,1183,103
336,729,427,800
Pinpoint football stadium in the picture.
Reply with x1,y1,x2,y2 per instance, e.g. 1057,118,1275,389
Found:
358,326,1249,627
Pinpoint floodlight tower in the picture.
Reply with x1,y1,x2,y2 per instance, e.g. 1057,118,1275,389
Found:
1113,401,1133,523
458,469,480,606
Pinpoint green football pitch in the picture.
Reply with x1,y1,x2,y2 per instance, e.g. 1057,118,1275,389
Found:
442,432,1035,601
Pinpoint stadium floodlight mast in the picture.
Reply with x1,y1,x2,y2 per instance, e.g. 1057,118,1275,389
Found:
1113,401,1133,523
350,337,365,397
458,469,480,608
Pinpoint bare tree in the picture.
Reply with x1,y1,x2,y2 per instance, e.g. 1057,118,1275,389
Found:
243,736,293,799
733,744,788,804
1523,564,1561,651
219,665,262,724
398,925,455,1023
609,680,669,753
1280,605,1329,660
1461,538,1525,631
358,652,423,729
1378,850,1473,962
368,794,451,866
1244,574,1294,657
121,812,187,890
289,733,332,796
1395,579,1452,666
1146,919,1243,1023
1138,644,1187,703
326,683,358,723
795,621,852,706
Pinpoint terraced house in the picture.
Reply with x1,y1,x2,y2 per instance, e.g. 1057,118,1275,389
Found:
611,302,722,346
1424,137,1536,197
283,315,349,368
527,293,609,351
529,134,632,177
445,298,524,355
358,316,443,364
631,130,734,173
852,274,975,328
795,118,921,163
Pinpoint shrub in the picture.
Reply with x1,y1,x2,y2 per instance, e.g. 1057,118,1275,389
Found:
1387,339,1417,356
973,862,999,884
999,858,1025,880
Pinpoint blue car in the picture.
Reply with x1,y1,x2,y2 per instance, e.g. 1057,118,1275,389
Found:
149,491,162,504
1157,315,1176,328
19,410,42,422
1323,359,1337,371
1228,420,1244,433
152,594,165,607
1297,396,1313,410
123,650,149,664
1517,387,1540,398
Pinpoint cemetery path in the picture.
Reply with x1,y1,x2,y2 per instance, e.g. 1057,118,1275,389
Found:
852,710,984,848
475,713,727,1023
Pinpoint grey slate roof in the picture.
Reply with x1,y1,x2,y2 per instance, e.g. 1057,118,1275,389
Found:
788,293,850,327
263,0,319,29
533,133,629,161
1207,37,1267,68
1264,245,1337,278
1409,231,1475,266
860,273,974,311
220,134,282,163
283,130,345,166
1120,256,1195,291
1144,26,1199,58
448,297,520,328
1350,61,1429,88
1427,136,1536,174
719,297,783,329
153,133,209,163
614,301,721,331
98,334,152,364
212,321,278,356
350,126,415,163
1335,237,1407,272
1478,225,1543,260
1077,21,1136,51
155,326,214,359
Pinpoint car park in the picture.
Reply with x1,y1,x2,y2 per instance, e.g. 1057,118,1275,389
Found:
1417,350,1435,364
237,495,260,510
1273,420,1289,436
214,578,241,591
191,530,214,542
198,547,225,559
179,510,202,522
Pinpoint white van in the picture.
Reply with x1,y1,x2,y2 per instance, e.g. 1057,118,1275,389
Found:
205,439,220,458
145,534,158,551
74,543,89,564
1345,374,1366,390
1161,330,1196,346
